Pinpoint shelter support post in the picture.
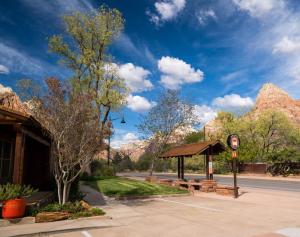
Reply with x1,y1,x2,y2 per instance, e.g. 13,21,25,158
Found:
205,154,209,180
181,157,184,180
177,157,181,179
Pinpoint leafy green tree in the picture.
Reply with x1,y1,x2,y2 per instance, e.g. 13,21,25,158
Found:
48,6,128,132
184,131,204,144
212,110,300,164
36,6,129,203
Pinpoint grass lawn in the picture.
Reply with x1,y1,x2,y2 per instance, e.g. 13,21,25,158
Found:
84,176,188,197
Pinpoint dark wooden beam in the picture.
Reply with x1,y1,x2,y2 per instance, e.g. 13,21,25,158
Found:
13,131,25,184
13,124,50,146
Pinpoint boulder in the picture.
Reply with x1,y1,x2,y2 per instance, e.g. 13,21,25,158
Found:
80,200,91,210
35,212,70,223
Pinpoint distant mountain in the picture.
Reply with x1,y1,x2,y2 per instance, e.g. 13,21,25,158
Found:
252,83,300,126
117,126,196,161
0,84,29,114
205,83,300,137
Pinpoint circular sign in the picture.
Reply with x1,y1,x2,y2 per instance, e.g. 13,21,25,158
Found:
227,134,240,150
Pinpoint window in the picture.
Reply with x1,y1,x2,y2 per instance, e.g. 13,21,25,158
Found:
0,140,13,184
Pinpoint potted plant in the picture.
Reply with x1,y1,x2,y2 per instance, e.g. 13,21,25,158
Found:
0,184,37,219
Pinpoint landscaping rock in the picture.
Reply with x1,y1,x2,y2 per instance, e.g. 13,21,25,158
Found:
80,200,91,210
35,212,70,223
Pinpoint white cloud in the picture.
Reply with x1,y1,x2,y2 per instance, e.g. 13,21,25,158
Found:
196,9,217,26
0,42,69,78
232,0,284,18
0,65,9,74
273,37,300,54
127,94,156,112
22,0,94,16
118,63,153,93
0,84,12,94
111,132,140,148
212,94,254,114
148,0,186,25
220,70,245,82
193,105,217,124
158,56,204,89
114,34,156,66
0,42,43,75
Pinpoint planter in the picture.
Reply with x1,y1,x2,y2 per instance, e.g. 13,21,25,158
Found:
2,198,26,219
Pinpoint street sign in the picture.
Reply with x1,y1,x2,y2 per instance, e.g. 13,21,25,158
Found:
209,161,213,174
227,134,240,198
227,134,240,150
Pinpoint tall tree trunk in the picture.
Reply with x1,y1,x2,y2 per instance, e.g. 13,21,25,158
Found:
149,157,156,176
62,183,68,204
56,179,62,204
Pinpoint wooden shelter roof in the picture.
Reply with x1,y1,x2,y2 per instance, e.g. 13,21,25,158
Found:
0,106,41,127
159,140,226,158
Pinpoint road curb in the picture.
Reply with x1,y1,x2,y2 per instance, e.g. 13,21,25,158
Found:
114,193,191,200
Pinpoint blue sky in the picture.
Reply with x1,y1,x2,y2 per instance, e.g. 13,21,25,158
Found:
0,0,299,147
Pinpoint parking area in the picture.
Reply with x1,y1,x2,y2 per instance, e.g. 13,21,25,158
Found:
48,188,300,237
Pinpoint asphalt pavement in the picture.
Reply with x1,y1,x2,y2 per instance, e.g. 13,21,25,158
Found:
120,172,300,192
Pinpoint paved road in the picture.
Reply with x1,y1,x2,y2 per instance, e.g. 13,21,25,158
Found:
120,172,300,192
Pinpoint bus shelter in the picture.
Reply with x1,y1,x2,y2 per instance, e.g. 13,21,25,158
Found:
159,141,226,180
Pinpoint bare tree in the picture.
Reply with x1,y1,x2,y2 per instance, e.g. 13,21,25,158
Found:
35,78,105,204
137,90,195,176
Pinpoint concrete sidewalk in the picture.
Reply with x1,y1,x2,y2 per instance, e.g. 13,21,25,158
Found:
40,188,300,237
0,216,117,237
1,185,299,237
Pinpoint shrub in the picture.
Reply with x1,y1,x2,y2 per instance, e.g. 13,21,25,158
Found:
33,201,105,219
91,160,115,176
0,184,37,202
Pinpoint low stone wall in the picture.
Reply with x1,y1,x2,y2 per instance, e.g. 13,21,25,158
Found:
215,185,239,196
200,180,217,192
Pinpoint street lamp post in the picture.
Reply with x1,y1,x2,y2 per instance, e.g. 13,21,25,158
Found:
107,115,126,166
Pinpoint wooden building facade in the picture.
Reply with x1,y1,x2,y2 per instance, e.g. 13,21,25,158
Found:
0,106,52,190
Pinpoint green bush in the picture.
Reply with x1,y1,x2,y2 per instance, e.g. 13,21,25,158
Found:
91,160,115,176
40,202,84,213
0,184,37,201
33,202,105,219
70,208,105,219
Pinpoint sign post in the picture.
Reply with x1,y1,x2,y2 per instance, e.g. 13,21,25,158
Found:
227,134,240,198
